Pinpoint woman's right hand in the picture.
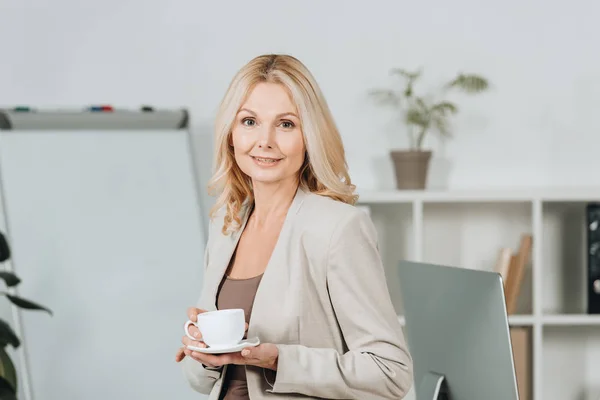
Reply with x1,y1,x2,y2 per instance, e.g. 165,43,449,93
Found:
175,307,208,362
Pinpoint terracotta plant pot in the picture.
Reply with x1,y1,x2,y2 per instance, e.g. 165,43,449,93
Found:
390,150,432,190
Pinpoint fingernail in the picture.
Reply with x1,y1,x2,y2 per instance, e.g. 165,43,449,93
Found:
194,331,199,337
241,349,249,356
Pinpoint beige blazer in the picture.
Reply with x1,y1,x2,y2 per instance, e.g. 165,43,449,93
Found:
182,186,413,399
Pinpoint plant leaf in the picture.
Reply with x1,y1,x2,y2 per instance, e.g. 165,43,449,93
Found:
0,321,19,349
389,68,422,97
0,348,17,394
368,89,401,106
0,233,10,263
0,272,20,288
431,101,458,115
413,97,430,112
1,293,52,315
446,74,489,93
389,68,422,81
405,108,429,128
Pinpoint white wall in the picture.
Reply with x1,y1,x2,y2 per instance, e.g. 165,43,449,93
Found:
1,1,599,399
2,0,600,191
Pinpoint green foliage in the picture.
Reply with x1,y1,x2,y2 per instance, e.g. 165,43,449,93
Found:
369,67,489,150
0,263,52,399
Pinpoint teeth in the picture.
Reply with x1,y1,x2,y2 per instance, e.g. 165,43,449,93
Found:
255,157,279,163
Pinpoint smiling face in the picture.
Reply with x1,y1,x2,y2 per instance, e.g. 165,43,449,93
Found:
231,82,306,187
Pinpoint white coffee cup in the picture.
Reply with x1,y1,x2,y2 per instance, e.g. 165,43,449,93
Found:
184,308,245,348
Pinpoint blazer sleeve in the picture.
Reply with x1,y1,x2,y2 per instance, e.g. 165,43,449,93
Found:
268,208,414,399
181,223,224,394
181,355,222,394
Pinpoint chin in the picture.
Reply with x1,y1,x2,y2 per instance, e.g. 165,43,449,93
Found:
240,166,291,185
247,171,286,184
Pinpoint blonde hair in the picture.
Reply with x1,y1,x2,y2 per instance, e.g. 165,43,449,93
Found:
208,54,358,234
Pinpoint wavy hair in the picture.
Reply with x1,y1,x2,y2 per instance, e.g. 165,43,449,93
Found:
207,54,358,234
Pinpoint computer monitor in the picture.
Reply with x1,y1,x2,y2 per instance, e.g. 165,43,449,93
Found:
397,261,520,400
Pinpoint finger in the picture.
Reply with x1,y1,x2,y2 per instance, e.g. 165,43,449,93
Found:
241,346,255,359
184,347,199,358
244,322,249,332
200,352,240,367
241,344,266,361
175,347,186,362
187,307,207,321
181,335,192,346
182,335,207,349
188,325,203,340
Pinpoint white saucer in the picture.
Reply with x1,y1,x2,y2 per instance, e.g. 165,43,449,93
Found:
187,337,260,354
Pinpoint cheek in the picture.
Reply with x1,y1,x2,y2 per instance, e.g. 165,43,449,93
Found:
230,129,253,172
231,129,258,169
280,133,305,163
231,128,251,151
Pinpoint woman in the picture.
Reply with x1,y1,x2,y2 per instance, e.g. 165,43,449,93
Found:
175,54,413,399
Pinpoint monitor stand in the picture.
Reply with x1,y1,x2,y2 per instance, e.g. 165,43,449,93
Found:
418,371,450,400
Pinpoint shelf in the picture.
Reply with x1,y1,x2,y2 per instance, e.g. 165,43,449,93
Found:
542,314,600,326
398,314,600,327
367,187,600,400
397,314,535,327
357,187,600,203
509,315,536,326
397,314,600,333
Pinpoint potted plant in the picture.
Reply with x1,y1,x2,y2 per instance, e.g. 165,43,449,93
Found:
370,68,489,190
0,231,52,400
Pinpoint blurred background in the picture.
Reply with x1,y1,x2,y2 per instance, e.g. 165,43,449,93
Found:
0,1,599,399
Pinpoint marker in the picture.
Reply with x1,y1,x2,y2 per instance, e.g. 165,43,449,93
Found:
88,105,114,112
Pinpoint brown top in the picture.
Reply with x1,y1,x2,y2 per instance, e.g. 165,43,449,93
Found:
216,273,263,400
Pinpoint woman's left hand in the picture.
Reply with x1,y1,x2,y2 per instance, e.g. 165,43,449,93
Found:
181,337,279,371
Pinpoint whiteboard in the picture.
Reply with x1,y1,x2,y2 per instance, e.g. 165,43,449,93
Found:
0,130,207,400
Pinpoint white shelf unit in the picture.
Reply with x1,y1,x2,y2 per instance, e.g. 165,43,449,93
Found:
357,187,600,400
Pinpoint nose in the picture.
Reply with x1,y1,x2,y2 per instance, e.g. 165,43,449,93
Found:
257,124,276,149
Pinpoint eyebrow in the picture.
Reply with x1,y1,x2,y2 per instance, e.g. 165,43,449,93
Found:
237,108,299,119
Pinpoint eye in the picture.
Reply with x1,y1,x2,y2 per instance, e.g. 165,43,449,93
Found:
242,118,256,127
280,120,295,129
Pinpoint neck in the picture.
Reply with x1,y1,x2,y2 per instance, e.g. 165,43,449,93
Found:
250,178,299,226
